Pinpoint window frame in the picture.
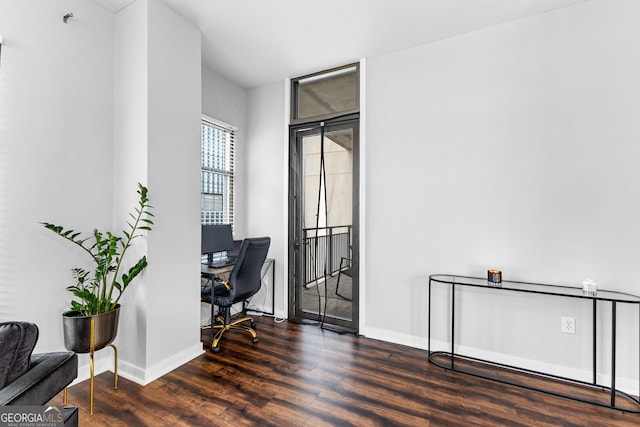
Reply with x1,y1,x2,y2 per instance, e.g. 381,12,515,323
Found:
201,115,236,227
290,63,360,125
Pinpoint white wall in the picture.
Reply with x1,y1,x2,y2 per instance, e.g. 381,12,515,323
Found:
113,0,149,373
246,81,286,316
201,67,248,238
114,0,203,384
146,0,202,379
0,1,114,351
0,0,203,385
365,0,640,390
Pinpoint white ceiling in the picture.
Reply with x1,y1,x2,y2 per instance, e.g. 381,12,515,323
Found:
93,0,587,89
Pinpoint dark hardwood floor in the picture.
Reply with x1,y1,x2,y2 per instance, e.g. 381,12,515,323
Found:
54,316,639,426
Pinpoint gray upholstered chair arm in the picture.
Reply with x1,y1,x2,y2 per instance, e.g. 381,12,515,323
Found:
0,352,77,406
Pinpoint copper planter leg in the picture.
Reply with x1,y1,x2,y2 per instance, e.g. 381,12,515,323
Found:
85,316,119,415
89,318,95,415
109,344,118,389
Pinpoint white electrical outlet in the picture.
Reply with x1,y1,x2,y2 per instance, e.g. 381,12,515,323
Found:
561,316,576,334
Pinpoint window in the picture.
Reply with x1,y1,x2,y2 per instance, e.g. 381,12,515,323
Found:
201,117,235,226
291,63,359,123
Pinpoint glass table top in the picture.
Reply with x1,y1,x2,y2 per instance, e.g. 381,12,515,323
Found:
429,274,640,304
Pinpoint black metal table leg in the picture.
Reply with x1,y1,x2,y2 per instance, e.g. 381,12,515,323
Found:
593,299,597,385
611,301,616,408
428,277,432,355
451,283,455,370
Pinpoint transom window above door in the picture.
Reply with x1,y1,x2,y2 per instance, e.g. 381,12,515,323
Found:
291,63,359,123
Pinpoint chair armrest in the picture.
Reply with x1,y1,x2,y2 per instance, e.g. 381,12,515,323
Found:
0,352,77,406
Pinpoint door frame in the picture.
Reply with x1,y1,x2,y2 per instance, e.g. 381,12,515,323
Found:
288,114,360,333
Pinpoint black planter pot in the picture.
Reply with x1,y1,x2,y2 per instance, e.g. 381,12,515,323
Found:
62,305,120,354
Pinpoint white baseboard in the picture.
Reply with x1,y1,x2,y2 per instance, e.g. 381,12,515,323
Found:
68,351,116,387
363,327,639,397
68,343,204,388
122,343,204,386
363,325,428,350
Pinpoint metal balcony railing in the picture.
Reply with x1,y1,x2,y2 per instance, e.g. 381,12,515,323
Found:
302,225,351,287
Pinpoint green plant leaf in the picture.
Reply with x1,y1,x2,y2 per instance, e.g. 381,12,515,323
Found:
121,256,148,289
44,184,153,315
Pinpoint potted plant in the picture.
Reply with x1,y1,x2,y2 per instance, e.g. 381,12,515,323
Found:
42,183,153,353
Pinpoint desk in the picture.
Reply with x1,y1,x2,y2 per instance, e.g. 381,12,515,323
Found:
428,274,640,413
201,258,275,315
201,262,233,277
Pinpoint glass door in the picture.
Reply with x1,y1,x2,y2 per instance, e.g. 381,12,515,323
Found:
288,117,359,333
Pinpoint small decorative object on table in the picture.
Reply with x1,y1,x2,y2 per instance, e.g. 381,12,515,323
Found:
487,269,502,287
582,278,597,296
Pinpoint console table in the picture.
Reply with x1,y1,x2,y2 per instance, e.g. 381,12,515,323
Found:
428,274,640,413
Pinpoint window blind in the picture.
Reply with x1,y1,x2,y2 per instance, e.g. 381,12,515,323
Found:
201,118,235,226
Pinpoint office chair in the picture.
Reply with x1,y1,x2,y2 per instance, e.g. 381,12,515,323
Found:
335,257,352,301
201,237,270,353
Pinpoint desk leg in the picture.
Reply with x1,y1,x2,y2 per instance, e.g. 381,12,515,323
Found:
253,259,275,316
271,260,275,315
611,301,617,408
